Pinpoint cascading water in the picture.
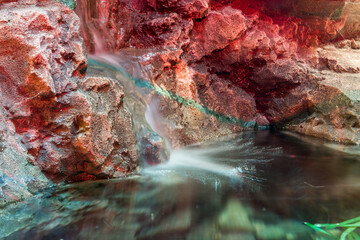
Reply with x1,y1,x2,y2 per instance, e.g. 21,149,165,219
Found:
74,0,270,179
75,0,172,165
87,48,267,180
3,1,360,240
3,130,360,240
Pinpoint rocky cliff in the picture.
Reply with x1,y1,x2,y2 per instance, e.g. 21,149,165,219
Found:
0,0,359,205
76,0,360,146
0,0,139,205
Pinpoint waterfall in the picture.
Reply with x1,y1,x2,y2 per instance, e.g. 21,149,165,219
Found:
87,53,170,166
73,0,271,180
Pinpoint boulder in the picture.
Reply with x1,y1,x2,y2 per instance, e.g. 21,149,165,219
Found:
287,44,360,144
75,0,360,145
339,1,360,40
186,7,247,61
0,0,138,184
0,106,50,206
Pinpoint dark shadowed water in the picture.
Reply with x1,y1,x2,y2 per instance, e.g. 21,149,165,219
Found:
1,131,360,240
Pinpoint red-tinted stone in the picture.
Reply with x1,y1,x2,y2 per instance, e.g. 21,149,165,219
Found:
75,0,360,145
186,7,246,61
0,0,138,183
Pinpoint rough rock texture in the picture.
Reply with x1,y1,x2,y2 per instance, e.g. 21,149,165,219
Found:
288,44,360,144
0,0,138,184
186,6,247,61
0,106,51,206
83,60,169,166
76,0,360,145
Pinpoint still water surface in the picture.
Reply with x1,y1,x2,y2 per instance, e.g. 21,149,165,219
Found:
2,131,360,240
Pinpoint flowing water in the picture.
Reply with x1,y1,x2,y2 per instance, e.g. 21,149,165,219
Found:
2,131,360,240
1,36,357,240
2,3,359,239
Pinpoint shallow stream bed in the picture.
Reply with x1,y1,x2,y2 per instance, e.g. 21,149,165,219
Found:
1,131,360,240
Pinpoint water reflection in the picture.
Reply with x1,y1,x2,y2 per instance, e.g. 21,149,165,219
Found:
2,131,360,240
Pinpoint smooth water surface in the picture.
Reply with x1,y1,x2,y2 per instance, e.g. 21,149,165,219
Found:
2,131,360,240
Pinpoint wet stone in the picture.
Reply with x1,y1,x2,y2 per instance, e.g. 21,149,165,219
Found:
254,223,286,240
221,233,256,240
217,198,254,232
137,208,192,239
1,132,360,239
187,222,220,240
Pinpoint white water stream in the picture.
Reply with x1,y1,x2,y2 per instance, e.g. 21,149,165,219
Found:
78,1,274,181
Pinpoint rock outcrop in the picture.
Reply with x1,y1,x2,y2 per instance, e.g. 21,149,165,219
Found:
0,0,138,188
0,106,51,206
0,0,359,207
288,44,360,144
76,0,360,145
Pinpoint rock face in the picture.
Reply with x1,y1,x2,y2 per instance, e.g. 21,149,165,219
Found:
0,0,358,207
76,0,360,145
0,0,138,185
0,106,51,206
288,45,360,144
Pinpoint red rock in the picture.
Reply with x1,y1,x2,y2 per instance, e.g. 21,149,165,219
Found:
186,7,247,61
158,0,209,19
338,1,360,40
0,106,50,206
0,0,138,183
132,12,193,48
75,0,134,52
199,74,257,121
75,0,360,145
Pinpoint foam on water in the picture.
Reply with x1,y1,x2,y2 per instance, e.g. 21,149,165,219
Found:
86,34,273,182
167,148,238,176
143,136,276,186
